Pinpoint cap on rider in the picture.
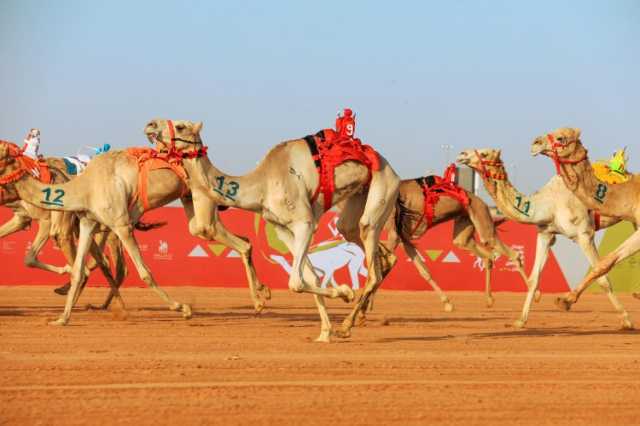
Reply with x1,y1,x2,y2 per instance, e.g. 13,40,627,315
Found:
335,108,356,139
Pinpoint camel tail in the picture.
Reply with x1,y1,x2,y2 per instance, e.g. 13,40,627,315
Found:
134,221,168,232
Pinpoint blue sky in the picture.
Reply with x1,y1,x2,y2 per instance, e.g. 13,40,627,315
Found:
2,0,638,190
1,1,639,283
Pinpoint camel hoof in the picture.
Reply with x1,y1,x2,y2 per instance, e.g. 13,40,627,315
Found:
621,317,634,330
337,285,355,303
253,302,265,314
182,304,193,319
486,296,495,308
48,317,68,326
258,284,272,301
443,302,454,313
355,313,367,327
54,283,71,296
534,290,542,303
513,319,526,329
315,331,331,343
555,297,572,312
333,328,351,339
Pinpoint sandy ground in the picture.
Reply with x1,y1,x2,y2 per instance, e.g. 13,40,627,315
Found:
1,286,639,426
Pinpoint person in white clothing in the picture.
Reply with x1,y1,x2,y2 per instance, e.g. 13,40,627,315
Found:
22,128,41,159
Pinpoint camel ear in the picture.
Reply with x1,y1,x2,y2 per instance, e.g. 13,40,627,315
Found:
193,121,203,134
573,128,581,139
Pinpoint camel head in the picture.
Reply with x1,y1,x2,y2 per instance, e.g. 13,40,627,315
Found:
144,119,204,154
530,127,582,159
0,141,23,175
0,140,26,204
456,148,502,172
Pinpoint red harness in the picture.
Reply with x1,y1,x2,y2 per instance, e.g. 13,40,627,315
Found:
591,210,602,231
130,120,209,211
304,130,380,211
546,133,587,175
149,120,209,159
474,150,506,180
411,164,470,236
0,140,52,203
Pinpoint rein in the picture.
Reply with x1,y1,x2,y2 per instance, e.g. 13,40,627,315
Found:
473,150,506,180
150,120,208,159
546,133,587,175
0,141,34,185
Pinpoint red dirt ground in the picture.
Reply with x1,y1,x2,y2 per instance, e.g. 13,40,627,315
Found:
1,286,639,425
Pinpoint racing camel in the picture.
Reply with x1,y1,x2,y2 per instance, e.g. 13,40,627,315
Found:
531,127,640,306
457,148,631,329
0,139,271,325
144,117,400,342
0,143,127,309
348,165,525,316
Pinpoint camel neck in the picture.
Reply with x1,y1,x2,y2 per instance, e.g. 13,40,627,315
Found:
557,148,599,204
481,172,540,223
185,156,264,212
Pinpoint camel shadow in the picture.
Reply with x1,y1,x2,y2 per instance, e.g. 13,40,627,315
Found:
375,334,455,343
381,316,504,324
469,327,640,339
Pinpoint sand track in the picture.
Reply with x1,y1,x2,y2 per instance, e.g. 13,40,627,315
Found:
1,286,639,425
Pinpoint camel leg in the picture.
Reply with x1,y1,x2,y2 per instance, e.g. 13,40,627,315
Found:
52,219,79,296
493,239,532,295
403,241,454,312
513,231,554,328
111,225,192,319
49,217,97,326
183,195,270,312
338,173,399,338
274,223,351,343
452,217,497,307
83,235,126,312
557,234,633,329
20,218,69,275
0,213,31,238
97,232,128,310
574,229,640,290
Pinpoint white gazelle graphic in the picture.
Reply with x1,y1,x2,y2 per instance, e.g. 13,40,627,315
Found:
270,218,367,289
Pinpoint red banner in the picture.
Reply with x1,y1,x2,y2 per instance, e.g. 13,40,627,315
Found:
0,206,569,292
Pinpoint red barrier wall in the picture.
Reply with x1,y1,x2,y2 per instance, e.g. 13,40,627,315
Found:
0,206,569,292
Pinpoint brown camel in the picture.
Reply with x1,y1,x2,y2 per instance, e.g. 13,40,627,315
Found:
531,128,640,302
353,172,519,313
0,140,270,325
144,119,401,342
457,148,631,329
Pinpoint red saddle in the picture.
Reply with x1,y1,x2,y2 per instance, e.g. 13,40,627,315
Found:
303,129,380,211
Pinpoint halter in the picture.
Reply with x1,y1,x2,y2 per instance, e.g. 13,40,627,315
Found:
0,140,38,204
473,150,506,180
150,120,208,159
0,141,32,184
546,133,587,175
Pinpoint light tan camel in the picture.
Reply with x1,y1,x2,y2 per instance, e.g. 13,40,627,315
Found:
0,151,127,309
531,128,640,303
144,119,401,342
457,148,632,329
0,141,270,325
351,174,519,314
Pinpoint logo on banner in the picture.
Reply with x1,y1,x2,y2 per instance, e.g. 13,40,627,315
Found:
501,245,525,272
153,240,173,261
2,241,16,254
